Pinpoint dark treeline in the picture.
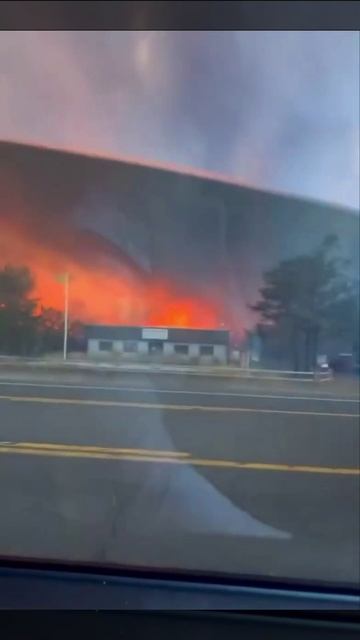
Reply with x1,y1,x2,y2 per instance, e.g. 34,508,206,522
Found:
0,265,84,356
251,234,359,371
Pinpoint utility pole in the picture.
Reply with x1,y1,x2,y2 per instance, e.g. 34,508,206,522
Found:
55,272,70,360
63,272,69,360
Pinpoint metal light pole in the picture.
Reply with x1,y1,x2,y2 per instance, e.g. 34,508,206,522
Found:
62,272,69,360
55,272,70,360
58,272,69,360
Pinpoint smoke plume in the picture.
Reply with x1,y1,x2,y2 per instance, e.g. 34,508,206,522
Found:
0,31,358,209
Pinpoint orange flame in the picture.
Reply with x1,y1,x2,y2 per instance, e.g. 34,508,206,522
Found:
0,216,223,330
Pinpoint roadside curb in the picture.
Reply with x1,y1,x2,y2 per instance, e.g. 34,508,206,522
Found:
0,359,330,381
0,359,358,400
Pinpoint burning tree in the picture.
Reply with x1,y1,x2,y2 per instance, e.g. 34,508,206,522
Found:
251,235,358,371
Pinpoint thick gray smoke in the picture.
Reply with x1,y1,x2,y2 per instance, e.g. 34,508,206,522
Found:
0,31,358,209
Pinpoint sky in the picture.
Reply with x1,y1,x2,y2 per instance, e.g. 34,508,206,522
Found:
1,30,359,209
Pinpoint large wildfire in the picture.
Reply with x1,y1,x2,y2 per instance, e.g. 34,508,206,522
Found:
0,141,247,336
0,210,224,331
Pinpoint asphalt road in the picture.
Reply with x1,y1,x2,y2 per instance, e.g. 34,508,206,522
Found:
0,373,359,586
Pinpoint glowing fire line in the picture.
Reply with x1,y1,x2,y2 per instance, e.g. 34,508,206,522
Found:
0,219,223,330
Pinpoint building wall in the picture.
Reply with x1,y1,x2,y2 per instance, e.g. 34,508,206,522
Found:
214,345,227,364
138,341,148,354
163,342,173,356
113,340,123,353
160,342,227,363
88,339,100,354
87,338,227,363
189,344,199,358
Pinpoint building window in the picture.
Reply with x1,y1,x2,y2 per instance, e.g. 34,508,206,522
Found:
200,344,214,356
99,340,113,352
149,340,164,354
123,340,138,353
174,344,189,355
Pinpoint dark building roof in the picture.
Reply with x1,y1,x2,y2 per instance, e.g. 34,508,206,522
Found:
85,325,229,346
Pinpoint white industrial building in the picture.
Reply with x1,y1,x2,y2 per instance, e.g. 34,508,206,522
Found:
85,325,229,364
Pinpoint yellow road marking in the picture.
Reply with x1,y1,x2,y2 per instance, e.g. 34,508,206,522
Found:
0,394,358,418
0,445,169,463
0,442,358,476
189,459,360,475
1,441,189,458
